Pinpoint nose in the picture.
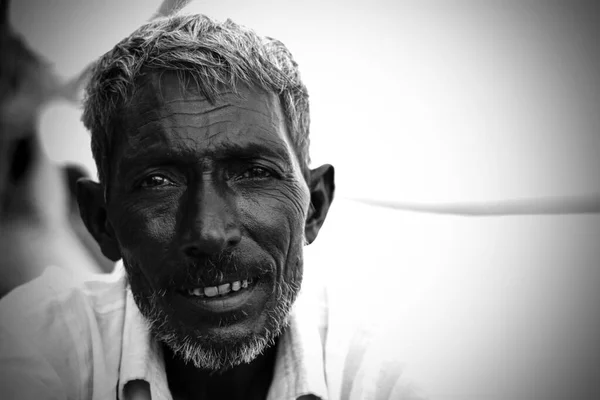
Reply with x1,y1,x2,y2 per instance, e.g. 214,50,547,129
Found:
180,183,242,257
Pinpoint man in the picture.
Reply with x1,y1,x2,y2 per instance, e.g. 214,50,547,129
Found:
0,13,415,400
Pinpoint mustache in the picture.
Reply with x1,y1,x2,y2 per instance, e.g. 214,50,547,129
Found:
162,250,273,289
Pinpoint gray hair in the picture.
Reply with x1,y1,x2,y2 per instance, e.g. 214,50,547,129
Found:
82,13,310,186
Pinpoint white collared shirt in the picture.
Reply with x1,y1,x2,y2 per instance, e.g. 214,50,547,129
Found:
0,265,421,400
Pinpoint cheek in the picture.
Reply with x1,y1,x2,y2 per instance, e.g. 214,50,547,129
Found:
109,195,178,262
239,183,309,262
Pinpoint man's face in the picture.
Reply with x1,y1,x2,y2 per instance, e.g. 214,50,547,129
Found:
106,73,311,370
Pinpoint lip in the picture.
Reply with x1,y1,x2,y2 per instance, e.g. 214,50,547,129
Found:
174,278,265,314
179,276,255,293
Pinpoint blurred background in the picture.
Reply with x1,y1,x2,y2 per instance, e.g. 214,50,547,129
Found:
2,0,599,399
8,0,600,203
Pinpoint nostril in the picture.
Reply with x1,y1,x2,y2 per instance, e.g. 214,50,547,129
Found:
183,245,201,259
181,226,241,257
226,227,242,247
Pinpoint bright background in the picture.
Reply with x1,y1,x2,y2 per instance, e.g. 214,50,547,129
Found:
11,0,600,203
9,1,600,399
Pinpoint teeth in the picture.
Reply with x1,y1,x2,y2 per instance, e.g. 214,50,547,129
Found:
186,279,253,297
217,283,231,295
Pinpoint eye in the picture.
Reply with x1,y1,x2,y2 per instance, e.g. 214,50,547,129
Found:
139,174,174,188
239,166,274,180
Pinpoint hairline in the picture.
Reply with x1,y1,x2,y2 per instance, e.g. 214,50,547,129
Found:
82,14,311,193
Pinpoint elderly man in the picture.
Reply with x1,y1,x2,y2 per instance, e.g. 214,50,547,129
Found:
0,13,412,400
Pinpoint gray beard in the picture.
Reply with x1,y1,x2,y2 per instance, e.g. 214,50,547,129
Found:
129,275,301,371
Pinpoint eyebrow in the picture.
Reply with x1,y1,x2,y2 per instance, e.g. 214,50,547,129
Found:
213,141,294,165
119,141,295,171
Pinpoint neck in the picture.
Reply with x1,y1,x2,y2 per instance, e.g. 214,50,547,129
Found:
163,340,278,400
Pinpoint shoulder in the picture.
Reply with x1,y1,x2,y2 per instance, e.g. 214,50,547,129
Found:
0,265,127,333
0,265,128,399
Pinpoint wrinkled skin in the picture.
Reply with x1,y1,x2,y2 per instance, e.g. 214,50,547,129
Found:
78,72,334,398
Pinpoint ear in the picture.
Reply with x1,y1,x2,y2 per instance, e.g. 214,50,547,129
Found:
76,179,122,261
305,164,335,244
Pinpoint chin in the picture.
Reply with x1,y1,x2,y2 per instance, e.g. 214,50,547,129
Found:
125,254,303,370
133,280,298,371
163,325,275,371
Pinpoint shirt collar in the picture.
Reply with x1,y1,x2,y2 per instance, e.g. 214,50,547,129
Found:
118,288,173,400
118,283,328,400
267,290,329,400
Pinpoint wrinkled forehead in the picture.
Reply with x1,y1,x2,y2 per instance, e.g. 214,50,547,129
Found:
121,70,279,122
117,70,290,144
110,70,301,171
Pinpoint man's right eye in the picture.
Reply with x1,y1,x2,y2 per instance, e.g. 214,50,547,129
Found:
139,174,173,188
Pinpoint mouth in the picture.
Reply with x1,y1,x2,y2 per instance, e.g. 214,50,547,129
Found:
174,277,264,315
180,277,255,298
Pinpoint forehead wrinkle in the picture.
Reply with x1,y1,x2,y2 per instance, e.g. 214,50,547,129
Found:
157,84,282,128
232,104,281,126
119,121,288,162
160,90,238,105
116,75,297,168
132,101,284,141
157,97,281,128
125,72,284,133
133,113,283,141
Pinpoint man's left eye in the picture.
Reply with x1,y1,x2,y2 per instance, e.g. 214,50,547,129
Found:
239,166,274,180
